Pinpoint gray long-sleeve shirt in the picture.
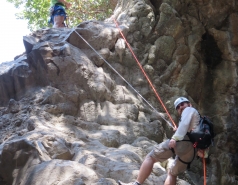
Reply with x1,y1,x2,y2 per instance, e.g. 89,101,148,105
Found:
172,107,200,141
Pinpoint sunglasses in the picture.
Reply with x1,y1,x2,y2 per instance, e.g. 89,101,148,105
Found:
176,102,188,110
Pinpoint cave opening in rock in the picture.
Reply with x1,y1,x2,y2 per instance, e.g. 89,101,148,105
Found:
201,32,222,69
199,32,223,113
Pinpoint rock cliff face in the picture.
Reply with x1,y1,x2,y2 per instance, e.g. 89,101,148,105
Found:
0,0,237,184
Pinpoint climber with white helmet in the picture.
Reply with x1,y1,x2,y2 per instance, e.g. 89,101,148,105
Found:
118,97,201,185
49,0,71,28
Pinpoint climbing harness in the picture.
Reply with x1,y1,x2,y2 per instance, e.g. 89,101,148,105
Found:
171,139,208,185
171,140,196,169
72,29,172,127
171,141,207,185
113,19,177,129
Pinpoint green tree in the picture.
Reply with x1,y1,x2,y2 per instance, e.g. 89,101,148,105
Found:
7,0,117,30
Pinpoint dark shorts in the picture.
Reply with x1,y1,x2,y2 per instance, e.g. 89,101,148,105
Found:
148,136,195,176
49,5,66,24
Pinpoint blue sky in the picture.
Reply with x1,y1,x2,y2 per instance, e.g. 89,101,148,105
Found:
0,0,30,64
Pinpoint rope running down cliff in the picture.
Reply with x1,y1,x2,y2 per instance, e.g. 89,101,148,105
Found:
113,19,177,128
72,28,174,128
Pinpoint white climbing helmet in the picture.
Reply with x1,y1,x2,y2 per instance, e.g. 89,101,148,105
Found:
174,97,190,109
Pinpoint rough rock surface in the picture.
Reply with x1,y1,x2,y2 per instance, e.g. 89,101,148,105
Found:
0,0,238,185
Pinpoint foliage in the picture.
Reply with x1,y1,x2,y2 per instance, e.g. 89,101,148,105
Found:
7,0,116,30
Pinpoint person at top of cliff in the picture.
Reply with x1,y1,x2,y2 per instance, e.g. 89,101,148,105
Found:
118,97,204,185
49,0,71,28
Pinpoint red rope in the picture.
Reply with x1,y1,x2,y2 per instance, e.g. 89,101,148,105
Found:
203,150,206,185
113,19,177,129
